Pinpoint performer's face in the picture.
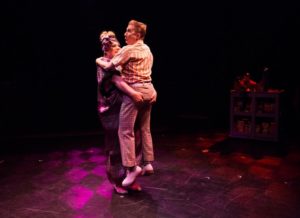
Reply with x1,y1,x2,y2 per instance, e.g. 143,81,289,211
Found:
107,42,120,58
124,24,139,45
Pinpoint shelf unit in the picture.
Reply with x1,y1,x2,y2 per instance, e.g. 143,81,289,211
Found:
229,90,284,141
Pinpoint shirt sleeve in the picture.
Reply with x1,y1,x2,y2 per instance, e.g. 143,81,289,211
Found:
111,46,131,67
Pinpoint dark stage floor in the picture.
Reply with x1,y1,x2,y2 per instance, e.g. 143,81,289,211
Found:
1,123,300,218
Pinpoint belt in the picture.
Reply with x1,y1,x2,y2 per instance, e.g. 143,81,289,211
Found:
129,82,152,87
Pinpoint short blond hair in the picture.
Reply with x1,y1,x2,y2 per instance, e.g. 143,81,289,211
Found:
128,20,147,40
99,30,120,53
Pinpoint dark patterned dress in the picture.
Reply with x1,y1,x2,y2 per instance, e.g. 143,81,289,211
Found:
96,58,141,187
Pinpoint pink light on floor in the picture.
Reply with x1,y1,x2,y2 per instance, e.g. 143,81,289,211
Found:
60,185,93,210
66,156,85,166
66,167,89,183
96,180,113,199
89,155,106,164
91,165,106,177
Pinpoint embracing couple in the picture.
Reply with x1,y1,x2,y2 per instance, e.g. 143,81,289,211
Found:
96,20,157,194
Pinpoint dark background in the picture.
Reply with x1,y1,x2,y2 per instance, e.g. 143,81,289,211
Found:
1,1,299,136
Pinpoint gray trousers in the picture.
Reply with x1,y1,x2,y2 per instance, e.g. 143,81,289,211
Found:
99,93,142,186
118,83,156,167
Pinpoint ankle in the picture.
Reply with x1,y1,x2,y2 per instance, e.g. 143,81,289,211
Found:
143,161,152,166
127,166,138,172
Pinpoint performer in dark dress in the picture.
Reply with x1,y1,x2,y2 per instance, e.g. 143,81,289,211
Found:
96,31,156,194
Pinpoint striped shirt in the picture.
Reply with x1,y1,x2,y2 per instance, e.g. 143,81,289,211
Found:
111,40,153,84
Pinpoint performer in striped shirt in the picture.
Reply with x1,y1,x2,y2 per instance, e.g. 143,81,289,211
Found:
96,20,157,187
